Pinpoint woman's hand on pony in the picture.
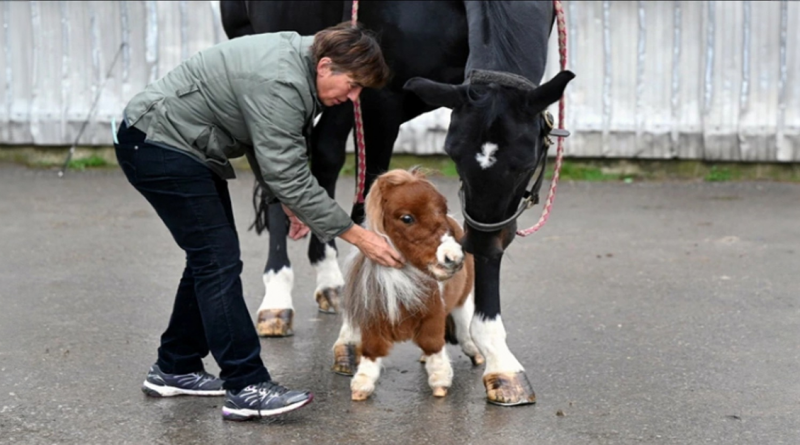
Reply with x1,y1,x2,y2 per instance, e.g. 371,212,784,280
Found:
340,224,404,269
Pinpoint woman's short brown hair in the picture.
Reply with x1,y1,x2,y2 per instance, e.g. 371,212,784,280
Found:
310,22,392,89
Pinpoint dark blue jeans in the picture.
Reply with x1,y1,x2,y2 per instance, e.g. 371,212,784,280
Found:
114,121,270,390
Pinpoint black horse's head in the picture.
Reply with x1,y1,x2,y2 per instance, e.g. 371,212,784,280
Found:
404,70,575,258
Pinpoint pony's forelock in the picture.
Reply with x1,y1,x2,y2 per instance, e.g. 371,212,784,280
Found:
364,168,433,234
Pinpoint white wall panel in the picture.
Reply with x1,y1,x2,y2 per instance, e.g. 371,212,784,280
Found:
0,1,797,162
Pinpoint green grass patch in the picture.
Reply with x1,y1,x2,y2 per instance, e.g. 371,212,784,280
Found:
339,154,460,177
337,154,800,183
2,145,798,182
553,161,626,181
67,155,111,170
704,165,735,182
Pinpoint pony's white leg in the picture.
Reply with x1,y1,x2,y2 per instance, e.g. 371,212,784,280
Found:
424,347,453,397
331,317,361,376
450,293,484,366
313,244,344,313
471,314,535,405
256,266,295,337
351,356,382,401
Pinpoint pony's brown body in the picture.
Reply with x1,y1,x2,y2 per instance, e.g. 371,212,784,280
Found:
338,169,482,400
349,219,474,360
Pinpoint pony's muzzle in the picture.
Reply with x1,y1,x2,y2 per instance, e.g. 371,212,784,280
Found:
430,237,466,281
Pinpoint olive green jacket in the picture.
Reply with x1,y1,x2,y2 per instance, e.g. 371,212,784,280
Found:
123,31,353,243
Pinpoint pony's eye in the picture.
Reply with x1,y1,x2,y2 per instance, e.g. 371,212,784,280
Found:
400,215,415,224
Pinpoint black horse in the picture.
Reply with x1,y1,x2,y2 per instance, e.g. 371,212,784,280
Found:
220,0,574,406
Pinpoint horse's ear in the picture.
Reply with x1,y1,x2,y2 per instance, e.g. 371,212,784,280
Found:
525,70,575,111
403,77,467,109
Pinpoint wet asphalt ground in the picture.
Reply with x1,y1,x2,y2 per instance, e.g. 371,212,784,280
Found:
0,163,798,445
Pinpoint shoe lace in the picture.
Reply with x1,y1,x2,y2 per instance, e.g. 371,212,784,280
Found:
176,370,216,387
256,381,289,400
193,371,217,384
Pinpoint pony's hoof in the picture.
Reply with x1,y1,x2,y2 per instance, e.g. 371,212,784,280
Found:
419,354,427,363
351,390,371,401
483,371,536,406
350,374,374,400
470,353,485,366
432,386,448,398
331,343,360,376
256,309,294,337
315,287,341,314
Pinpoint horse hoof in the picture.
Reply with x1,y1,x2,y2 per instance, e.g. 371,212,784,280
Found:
256,309,294,337
331,343,361,376
419,354,427,363
470,353,485,366
483,371,536,406
351,390,370,401
315,287,341,314
432,387,448,398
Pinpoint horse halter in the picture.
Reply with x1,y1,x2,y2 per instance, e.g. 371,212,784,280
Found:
458,69,570,233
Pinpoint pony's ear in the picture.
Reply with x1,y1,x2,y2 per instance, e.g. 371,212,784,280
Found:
408,165,429,180
525,70,575,112
403,77,468,109
364,177,386,235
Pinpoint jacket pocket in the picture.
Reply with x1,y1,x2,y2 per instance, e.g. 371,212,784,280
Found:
194,126,237,168
175,83,200,97
125,94,164,128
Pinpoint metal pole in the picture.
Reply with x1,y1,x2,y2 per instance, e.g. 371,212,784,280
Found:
58,42,126,178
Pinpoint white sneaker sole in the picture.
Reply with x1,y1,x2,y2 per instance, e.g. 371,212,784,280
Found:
221,394,314,421
142,380,225,397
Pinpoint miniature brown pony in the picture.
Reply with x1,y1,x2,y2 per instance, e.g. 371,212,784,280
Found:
336,168,483,400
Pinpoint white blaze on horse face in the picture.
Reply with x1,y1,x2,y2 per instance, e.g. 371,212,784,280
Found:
258,266,294,311
313,244,344,294
476,142,499,170
470,315,524,375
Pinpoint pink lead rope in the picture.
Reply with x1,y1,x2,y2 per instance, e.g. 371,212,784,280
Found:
351,0,368,204
517,0,568,237
351,0,569,235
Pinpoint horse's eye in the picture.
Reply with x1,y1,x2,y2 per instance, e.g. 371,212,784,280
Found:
400,215,415,224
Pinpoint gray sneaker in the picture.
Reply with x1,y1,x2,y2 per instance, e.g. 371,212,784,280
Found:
141,364,225,397
222,381,314,421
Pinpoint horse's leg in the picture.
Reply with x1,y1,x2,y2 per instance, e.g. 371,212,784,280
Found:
415,315,453,397
221,2,297,338
470,254,536,406
449,292,485,366
255,203,295,337
309,240,343,313
350,329,392,401
219,0,254,39
308,106,353,313
331,316,362,376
